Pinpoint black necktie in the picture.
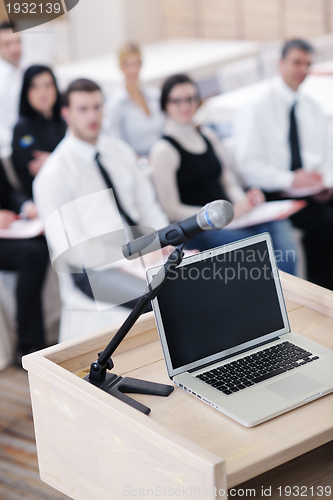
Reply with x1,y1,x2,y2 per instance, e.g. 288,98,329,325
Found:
95,152,137,228
289,102,302,171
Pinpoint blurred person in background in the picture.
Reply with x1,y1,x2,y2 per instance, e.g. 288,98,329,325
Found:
0,160,48,365
0,21,22,150
150,74,298,275
12,65,66,199
34,78,169,310
235,39,333,289
104,42,164,157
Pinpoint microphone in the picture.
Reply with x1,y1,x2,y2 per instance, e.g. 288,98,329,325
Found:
122,200,234,260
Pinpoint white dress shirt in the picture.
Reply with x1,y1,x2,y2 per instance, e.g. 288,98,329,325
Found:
103,85,165,156
234,76,333,191
33,132,168,271
0,58,22,151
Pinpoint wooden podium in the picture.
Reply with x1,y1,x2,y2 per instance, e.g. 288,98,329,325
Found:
22,272,333,500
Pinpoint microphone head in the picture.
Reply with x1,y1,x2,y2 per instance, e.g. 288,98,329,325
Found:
197,200,234,230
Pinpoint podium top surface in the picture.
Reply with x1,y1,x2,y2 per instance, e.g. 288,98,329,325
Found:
23,272,333,491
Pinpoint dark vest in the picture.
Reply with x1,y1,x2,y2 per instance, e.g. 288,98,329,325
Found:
162,133,228,206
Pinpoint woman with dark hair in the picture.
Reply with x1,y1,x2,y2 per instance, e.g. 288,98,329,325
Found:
151,74,298,275
12,65,66,198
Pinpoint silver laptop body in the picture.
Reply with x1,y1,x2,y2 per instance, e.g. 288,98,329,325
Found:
146,233,333,427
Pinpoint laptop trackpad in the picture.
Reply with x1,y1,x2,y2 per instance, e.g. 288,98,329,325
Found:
266,373,324,400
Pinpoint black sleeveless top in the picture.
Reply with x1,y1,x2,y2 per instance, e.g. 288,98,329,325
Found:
162,133,229,206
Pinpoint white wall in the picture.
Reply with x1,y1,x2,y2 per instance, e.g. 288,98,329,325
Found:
66,0,127,60
123,0,165,44
27,0,165,64
58,0,166,61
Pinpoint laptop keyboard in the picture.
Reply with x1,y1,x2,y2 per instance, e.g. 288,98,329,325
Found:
196,341,319,396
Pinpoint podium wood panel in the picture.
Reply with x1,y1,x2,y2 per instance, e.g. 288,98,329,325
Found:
23,272,333,498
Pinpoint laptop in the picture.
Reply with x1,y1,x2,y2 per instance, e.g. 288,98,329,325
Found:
146,233,333,427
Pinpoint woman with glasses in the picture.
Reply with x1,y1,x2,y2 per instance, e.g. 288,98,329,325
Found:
150,74,298,275
12,65,66,198
104,43,165,157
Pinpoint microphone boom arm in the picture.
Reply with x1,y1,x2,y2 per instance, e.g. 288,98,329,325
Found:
84,245,185,414
122,200,234,260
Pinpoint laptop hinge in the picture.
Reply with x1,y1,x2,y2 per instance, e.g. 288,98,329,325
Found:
188,336,281,373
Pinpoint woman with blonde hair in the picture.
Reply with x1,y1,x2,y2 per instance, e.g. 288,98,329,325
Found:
104,42,164,156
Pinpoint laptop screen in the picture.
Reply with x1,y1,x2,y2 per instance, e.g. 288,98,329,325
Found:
150,236,290,375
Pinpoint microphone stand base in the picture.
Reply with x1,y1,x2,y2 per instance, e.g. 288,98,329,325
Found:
85,246,183,414
84,371,174,415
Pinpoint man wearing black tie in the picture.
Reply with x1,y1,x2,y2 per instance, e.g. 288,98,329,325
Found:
33,79,169,308
235,39,333,289
0,161,49,364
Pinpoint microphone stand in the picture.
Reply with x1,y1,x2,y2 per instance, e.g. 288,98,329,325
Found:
84,245,185,415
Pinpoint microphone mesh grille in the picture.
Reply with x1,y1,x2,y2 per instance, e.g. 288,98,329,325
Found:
197,200,234,230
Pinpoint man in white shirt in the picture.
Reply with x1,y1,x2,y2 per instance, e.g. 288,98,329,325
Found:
235,39,333,289
33,78,169,309
0,21,22,151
